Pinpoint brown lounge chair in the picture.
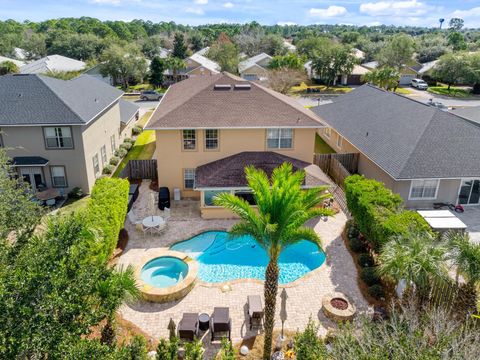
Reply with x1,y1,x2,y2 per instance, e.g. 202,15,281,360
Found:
210,307,231,341
178,313,199,342
248,295,264,330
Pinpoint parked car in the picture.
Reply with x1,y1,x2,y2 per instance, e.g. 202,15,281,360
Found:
411,78,428,90
140,90,163,101
427,99,448,111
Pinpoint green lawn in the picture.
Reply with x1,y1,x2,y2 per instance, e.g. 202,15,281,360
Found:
315,133,335,154
113,129,156,177
290,82,353,95
427,86,471,98
394,87,413,95
57,196,90,216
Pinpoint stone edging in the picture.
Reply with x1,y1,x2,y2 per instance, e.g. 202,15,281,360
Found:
322,292,356,322
135,249,199,303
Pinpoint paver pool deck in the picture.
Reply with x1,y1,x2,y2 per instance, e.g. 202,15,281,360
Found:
118,182,371,357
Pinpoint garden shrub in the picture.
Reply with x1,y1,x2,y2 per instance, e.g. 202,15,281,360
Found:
349,237,365,253
109,156,120,166
124,335,148,360
86,177,129,261
358,253,374,267
123,137,134,144
347,222,360,239
360,267,381,286
294,318,327,360
68,186,83,199
102,164,114,175
219,337,235,360
120,142,132,151
368,284,385,299
156,337,178,360
345,175,431,250
132,125,143,135
116,148,128,158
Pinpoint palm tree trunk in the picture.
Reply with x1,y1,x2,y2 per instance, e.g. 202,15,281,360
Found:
263,260,279,360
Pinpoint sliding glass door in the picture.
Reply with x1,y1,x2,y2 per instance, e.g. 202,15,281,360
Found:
458,179,480,205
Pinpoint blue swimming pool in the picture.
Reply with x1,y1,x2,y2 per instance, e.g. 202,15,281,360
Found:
170,231,326,284
140,256,188,288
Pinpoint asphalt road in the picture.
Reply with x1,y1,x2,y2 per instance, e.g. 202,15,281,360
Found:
403,87,480,108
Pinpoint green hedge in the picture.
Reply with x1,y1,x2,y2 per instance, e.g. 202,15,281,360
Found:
345,175,431,250
86,177,129,261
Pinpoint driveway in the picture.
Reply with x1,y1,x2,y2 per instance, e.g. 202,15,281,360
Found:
404,87,480,108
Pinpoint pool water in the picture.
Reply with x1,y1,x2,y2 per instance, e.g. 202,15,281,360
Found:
171,231,326,284
140,256,188,288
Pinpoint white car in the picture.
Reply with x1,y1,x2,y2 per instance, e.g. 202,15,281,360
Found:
411,78,428,90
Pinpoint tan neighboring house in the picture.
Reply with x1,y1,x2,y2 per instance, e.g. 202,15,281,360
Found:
238,53,272,81
312,85,480,208
0,73,139,194
361,60,421,85
146,73,330,219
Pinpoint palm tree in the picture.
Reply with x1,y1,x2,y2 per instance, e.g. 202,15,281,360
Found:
214,163,332,359
444,231,480,288
166,57,186,83
378,232,448,299
97,265,139,346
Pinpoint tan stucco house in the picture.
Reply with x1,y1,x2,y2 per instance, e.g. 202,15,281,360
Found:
146,73,330,218
312,85,480,209
0,73,139,194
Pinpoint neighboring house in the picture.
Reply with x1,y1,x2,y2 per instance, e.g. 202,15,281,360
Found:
361,60,420,85
336,64,370,86
418,60,438,77
283,40,296,52
305,61,370,86
353,48,365,61
0,73,138,193
84,64,113,85
14,47,27,61
312,84,480,208
158,47,171,59
119,99,140,140
0,55,25,67
195,47,210,56
163,52,220,85
238,53,272,81
146,72,329,219
20,55,86,74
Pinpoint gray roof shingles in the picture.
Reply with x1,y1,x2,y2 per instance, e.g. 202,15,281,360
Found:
0,74,123,126
119,99,140,124
312,85,480,179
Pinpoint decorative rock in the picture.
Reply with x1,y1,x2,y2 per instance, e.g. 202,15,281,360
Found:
240,345,249,355
271,351,285,360
322,292,356,322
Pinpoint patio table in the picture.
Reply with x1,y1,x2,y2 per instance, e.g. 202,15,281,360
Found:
142,216,164,230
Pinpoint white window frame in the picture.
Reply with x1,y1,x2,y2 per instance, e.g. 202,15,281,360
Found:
203,190,229,207
50,166,67,187
44,127,73,149
182,130,196,150
266,128,293,149
204,129,219,150
408,179,440,200
336,134,343,149
184,169,195,189
92,154,100,177
100,145,107,166
324,128,331,139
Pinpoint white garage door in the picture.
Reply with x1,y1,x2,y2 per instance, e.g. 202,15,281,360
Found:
399,74,415,85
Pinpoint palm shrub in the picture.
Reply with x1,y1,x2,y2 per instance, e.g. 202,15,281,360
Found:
214,163,332,359
444,231,480,288
378,231,448,299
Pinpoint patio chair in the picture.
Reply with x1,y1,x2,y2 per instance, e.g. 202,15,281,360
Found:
155,221,167,234
210,307,231,341
247,295,264,330
178,313,199,342
163,207,171,221
127,211,142,225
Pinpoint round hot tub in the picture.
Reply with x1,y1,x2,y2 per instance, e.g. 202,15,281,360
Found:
136,250,198,303
141,256,188,288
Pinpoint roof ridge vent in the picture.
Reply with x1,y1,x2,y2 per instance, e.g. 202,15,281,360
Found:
234,83,251,90
214,84,231,90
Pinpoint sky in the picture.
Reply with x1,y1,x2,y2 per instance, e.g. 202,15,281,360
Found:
1,0,480,28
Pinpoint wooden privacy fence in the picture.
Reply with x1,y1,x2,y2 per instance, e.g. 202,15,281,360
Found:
119,159,157,180
314,153,359,189
429,277,478,314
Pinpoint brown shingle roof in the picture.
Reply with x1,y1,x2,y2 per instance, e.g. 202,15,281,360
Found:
195,151,332,188
146,73,324,129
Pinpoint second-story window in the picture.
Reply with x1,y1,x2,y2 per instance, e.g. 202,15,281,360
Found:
44,127,73,149
183,130,196,150
266,128,293,149
205,129,218,150
101,145,107,165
